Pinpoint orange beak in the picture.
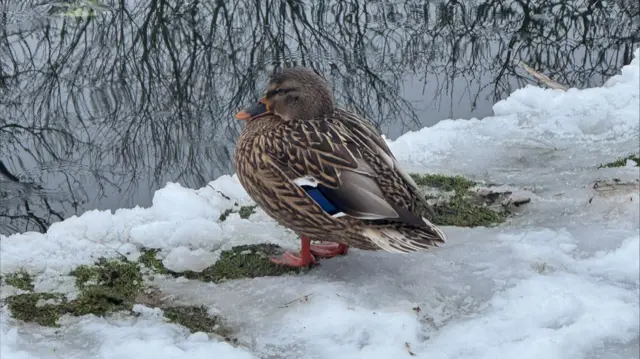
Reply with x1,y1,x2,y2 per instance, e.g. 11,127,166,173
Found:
235,97,272,120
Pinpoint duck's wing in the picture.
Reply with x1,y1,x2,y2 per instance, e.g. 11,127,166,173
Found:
265,118,427,227
333,109,434,214
334,109,395,157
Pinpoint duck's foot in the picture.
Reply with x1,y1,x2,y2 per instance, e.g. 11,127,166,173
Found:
310,242,349,258
270,236,317,268
270,252,317,267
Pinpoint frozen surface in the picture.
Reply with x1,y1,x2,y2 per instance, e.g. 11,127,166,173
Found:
1,50,639,358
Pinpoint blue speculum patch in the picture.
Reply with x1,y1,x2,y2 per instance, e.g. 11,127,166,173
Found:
301,186,340,215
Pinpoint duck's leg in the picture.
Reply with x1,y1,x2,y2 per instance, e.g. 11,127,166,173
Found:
310,242,349,258
270,236,317,267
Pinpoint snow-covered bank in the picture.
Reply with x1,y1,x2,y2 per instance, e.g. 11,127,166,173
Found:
1,49,639,359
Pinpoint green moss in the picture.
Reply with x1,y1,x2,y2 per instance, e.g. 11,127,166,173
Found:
410,173,476,192
219,208,234,222
6,259,145,327
410,173,510,227
427,193,507,227
5,270,34,291
163,305,233,338
219,205,258,222
599,154,640,168
238,205,257,219
4,258,244,334
6,293,66,327
180,244,305,282
139,249,168,274
139,243,306,282
69,259,143,316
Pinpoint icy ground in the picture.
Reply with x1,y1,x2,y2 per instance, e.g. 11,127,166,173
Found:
1,50,639,359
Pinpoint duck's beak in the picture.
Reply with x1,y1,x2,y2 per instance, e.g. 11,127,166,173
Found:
235,97,272,120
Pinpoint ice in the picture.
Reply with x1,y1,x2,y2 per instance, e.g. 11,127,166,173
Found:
0,49,638,358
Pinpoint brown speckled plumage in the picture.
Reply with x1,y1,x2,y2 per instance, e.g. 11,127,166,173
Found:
234,68,446,253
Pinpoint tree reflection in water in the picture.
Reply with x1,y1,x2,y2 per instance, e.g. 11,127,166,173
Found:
1,0,638,235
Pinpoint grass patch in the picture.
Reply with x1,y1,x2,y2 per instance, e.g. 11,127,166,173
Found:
4,244,295,333
411,173,511,227
138,244,304,283
428,193,507,227
5,259,143,327
163,305,233,339
598,154,640,168
410,173,475,192
5,269,34,291
3,257,244,337
139,249,168,274
238,205,257,219
6,293,65,326
70,259,143,316
180,244,304,282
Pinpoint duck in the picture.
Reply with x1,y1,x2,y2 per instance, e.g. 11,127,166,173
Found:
234,67,447,268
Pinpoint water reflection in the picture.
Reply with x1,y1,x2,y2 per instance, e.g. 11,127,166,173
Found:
1,0,638,235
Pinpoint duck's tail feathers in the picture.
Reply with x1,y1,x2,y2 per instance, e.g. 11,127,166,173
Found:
361,217,446,253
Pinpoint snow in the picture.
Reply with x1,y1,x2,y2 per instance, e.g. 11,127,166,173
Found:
1,49,639,358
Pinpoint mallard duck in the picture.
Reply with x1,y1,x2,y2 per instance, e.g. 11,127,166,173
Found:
234,67,446,267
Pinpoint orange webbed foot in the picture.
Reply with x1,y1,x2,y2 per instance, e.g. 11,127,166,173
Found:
270,236,317,268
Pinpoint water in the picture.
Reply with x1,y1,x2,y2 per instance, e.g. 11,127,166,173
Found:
1,0,638,236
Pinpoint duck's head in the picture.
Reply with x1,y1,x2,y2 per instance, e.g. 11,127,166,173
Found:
235,67,335,122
